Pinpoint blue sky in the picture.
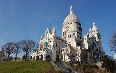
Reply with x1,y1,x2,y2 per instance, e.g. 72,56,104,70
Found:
0,0,116,58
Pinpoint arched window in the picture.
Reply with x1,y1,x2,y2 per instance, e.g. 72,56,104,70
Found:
56,43,58,47
70,34,71,38
73,33,75,36
63,32,64,36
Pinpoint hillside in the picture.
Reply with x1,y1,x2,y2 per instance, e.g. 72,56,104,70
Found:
0,61,59,73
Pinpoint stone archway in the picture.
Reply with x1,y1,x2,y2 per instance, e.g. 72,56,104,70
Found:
46,55,50,61
40,54,43,60
36,55,39,61
33,56,35,60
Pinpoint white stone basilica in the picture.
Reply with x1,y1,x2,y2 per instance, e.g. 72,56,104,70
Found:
32,6,104,63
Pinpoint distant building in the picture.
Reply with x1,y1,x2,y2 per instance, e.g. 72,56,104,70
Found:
32,5,104,63
0,50,5,61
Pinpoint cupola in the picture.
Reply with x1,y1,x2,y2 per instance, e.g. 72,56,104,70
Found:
64,5,79,24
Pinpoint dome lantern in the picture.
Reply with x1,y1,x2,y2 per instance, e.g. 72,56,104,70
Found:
64,5,80,23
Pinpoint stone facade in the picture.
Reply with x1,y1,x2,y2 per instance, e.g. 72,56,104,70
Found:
32,6,104,63
32,27,65,61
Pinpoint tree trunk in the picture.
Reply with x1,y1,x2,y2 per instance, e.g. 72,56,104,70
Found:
15,49,19,61
25,51,29,61
8,54,10,61
25,52,27,61
15,52,18,61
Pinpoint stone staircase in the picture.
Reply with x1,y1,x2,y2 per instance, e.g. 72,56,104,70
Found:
50,61,74,73
50,61,61,71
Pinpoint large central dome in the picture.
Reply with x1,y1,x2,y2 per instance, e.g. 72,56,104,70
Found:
64,6,79,23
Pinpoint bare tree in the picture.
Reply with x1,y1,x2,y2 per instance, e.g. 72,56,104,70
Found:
19,40,36,60
2,42,15,61
109,31,116,52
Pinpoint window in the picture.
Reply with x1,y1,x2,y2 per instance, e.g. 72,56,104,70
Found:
77,35,79,38
98,35,100,39
56,43,58,47
73,33,75,36
70,34,71,38
63,32,64,36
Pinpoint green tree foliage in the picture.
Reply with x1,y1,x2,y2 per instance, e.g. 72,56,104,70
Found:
101,55,115,73
80,64,99,73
